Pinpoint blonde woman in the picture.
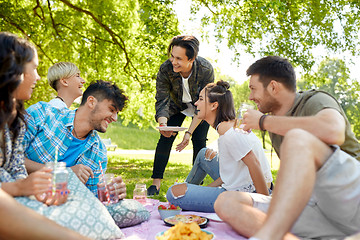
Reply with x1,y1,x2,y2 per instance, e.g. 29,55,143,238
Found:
48,62,85,108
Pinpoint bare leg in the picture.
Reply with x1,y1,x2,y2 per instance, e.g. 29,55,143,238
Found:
152,178,161,189
215,191,265,237
254,129,333,240
0,189,89,240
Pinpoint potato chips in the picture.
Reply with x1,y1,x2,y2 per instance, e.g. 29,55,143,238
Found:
156,222,213,240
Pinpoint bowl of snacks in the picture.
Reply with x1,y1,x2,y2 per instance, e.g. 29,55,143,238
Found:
155,222,214,240
158,204,182,220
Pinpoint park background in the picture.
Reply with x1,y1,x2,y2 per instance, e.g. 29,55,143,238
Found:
1,0,360,201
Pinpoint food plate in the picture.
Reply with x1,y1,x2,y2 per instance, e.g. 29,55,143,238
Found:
155,229,214,239
206,213,223,222
156,126,188,131
164,214,209,228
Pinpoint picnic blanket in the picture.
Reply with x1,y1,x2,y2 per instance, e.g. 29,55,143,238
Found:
121,199,247,240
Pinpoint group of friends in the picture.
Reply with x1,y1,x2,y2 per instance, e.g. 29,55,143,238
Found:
149,35,360,240
1,31,359,240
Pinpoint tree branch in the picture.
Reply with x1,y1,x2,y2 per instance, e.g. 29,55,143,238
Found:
47,0,61,37
58,0,141,79
198,0,217,15
33,0,45,21
0,13,54,64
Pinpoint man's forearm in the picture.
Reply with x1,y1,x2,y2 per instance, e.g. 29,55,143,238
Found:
25,157,45,174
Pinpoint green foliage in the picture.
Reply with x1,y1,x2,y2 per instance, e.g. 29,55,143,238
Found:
0,0,180,127
298,58,360,138
230,79,255,111
192,0,360,70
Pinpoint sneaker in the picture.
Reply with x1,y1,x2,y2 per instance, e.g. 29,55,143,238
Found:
147,185,160,196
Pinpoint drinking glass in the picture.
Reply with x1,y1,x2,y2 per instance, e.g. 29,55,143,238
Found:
97,173,119,204
235,103,254,134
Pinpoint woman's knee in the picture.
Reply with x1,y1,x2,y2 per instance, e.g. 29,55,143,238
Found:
205,148,217,161
166,183,188,201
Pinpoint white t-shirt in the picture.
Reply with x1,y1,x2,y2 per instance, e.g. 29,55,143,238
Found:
218,127,273,191
48,98,67,109
180,74,195,117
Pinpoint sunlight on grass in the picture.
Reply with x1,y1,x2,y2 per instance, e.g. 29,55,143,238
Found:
101,119,279,202
107,154,279,202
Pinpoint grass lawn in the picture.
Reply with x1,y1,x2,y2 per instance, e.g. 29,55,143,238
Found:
107,151,279,202
101,120,279,202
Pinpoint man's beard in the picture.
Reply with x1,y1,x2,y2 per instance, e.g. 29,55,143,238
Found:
90,106,106,133
258,91,281,114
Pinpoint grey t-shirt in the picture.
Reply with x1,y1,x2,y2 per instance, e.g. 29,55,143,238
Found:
269,90,360,161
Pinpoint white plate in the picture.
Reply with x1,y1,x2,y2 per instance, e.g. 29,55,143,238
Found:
155,229,214,239
206,213,223,222
156,126,187,131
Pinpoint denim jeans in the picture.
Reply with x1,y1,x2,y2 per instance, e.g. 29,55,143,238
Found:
166,147,224,213
151,113,209,179
185,148,220,184
166,147,272,212
166,183,226,213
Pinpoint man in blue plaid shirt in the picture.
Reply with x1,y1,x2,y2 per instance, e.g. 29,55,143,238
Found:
23,80,128,198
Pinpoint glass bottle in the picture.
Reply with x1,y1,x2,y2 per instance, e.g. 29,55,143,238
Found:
133,183,147,204
45,162,69,193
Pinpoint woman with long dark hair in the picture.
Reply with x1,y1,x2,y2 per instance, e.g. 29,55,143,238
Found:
166,80,272,212
0,31,88,239
0,32,68,204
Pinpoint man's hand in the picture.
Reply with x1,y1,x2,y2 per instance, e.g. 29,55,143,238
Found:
70,164,94,184
159,129,174,138
108,176,126,200
242,109,263,132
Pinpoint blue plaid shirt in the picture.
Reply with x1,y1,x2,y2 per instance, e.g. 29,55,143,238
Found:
23,102,107,195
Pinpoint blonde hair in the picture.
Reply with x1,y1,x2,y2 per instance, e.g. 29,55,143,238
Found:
47,62,80,91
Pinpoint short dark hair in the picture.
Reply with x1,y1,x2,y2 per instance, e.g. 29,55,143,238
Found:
80,80,128,111
0,32,36,137
205,80,236,128
246,56,296,92
167,35,200,60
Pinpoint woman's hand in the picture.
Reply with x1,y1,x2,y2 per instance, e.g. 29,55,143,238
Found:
17,167,70,206
18,168,52,196
36,188,70,206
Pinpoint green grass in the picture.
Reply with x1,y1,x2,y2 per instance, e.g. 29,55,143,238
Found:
99,119,274,151
107,154,278,202
98,122,160,150
101,119,279,202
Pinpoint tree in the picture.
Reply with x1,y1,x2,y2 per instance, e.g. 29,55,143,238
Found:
191,0,360,70
298,58,360,138
0,0,179,127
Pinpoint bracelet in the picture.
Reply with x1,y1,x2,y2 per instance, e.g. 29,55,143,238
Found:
185,131,192,136
259,114,268,131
